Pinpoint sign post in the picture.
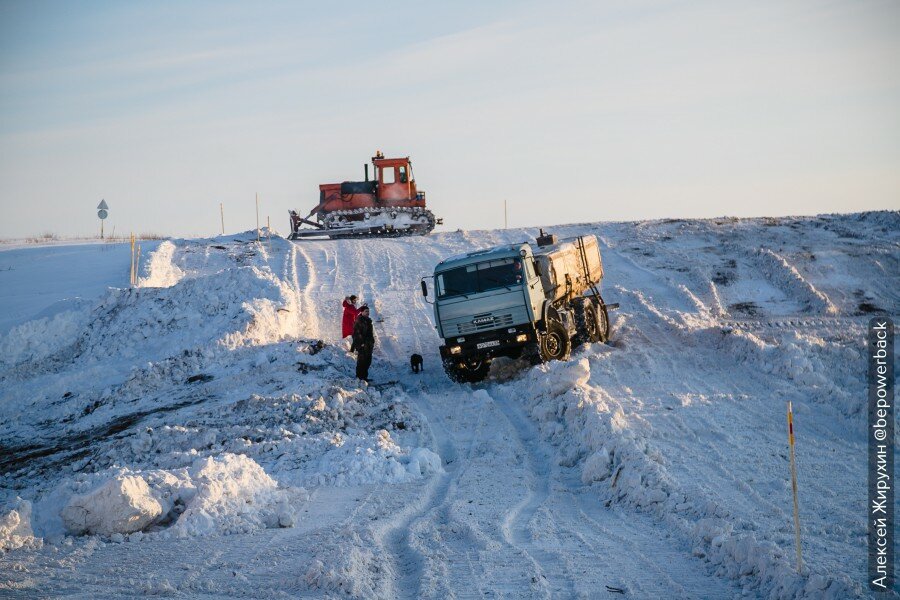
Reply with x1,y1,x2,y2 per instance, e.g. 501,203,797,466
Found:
97,200,109,239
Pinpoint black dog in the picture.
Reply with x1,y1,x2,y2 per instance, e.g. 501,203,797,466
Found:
410,353,423,373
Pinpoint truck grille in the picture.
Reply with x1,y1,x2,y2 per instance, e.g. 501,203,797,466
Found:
455,313,514,335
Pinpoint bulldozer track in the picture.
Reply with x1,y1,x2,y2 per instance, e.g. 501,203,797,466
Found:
291,207,438,240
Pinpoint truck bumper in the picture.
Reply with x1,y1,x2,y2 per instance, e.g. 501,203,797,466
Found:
440,324,536,362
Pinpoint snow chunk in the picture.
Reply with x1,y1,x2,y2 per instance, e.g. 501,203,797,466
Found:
61,475,163,536
139,240,184,288
407,447,443,476
302,430,443,487
581,449,612,484
0,498,40,552
171,453,302,537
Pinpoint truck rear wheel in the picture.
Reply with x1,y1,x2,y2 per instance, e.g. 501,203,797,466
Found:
443,357,491,383
596,302,610,343
538,320,571,362
574,298,610,345
573,299,599,345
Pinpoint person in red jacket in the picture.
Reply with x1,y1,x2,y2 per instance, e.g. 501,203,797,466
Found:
342,295,360,338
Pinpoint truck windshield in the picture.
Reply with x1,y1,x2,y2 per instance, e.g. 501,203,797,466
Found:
437,258,524,299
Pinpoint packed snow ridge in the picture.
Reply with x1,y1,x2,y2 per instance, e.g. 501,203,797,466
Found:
0,212,897,599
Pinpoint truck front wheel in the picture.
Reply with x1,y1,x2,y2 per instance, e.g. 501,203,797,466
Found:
443,357,491,383
538,320,571,362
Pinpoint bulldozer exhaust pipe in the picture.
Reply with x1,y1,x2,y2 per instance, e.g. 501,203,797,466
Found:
364,164,369,182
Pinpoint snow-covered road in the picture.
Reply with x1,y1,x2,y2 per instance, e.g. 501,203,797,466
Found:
1,212,897,598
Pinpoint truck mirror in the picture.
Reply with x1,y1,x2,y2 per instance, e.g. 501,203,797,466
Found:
421,280,428,297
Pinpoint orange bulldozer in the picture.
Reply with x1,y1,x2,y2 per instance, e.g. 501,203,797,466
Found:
289,151,442,239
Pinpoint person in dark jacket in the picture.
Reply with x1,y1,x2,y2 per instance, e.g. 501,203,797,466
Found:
351,305,375,382
342,295,360,338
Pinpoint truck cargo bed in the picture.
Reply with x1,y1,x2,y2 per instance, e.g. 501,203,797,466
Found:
534,235,603,302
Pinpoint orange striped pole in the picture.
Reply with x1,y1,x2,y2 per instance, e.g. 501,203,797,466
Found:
788,401,803,572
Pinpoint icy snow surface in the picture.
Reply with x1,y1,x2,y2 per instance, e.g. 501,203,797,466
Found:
0,213,897,598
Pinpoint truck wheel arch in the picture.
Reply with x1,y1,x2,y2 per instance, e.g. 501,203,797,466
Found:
538,301,560,332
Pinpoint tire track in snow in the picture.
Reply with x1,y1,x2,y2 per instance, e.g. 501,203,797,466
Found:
488,367,743,599
378,390,458,599
490,388,577,599
404,388,496,599
291,242,322,339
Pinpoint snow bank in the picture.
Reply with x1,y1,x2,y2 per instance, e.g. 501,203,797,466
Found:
498,358,857,599
1,238,300,386
0,498,40,552
72,377,435,492
61,475,163,536
0,307,87,367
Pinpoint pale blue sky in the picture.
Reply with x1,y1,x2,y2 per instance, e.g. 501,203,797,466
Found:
1,0,898,238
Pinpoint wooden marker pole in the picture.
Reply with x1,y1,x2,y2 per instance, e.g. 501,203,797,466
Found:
130,233,136,286
255,193,260,242
220,202,225,235
787,401,803,573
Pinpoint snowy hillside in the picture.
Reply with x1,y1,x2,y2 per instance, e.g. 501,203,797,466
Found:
0,212,897,599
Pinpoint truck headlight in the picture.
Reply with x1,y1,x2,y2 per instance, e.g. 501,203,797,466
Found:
515,334,528,342
449,346,462,355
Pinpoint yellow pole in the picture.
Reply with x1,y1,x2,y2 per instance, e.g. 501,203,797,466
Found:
788,401,803,573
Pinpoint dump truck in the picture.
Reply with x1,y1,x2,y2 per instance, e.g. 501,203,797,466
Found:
289,151,442,239
421,231,615,383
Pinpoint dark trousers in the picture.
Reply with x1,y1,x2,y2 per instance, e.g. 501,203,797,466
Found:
356,344,373,380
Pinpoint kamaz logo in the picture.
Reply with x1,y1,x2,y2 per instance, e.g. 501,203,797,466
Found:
473,316,494,325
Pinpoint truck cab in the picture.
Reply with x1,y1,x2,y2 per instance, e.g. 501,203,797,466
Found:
429,244,545,382
424,234,611,383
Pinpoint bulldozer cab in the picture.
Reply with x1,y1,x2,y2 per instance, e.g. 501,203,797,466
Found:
373,155,416,203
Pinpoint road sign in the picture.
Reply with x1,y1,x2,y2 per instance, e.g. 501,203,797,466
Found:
97,200,109,210
98,209,108,220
